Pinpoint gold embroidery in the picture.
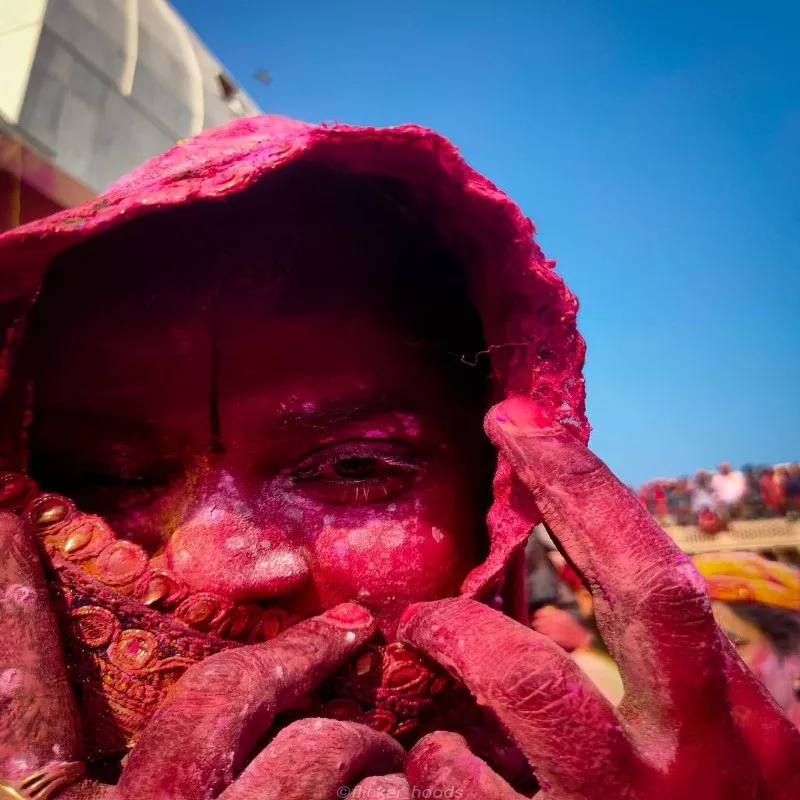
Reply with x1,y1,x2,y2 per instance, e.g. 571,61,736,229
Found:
1,472,466,760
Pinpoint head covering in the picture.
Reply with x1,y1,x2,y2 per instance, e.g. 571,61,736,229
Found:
694,552,800,612
0,114,588,600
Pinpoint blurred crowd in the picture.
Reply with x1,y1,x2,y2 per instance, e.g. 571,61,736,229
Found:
635,462,800,527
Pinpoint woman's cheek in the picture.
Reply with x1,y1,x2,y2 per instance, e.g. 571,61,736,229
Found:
311,510,465,635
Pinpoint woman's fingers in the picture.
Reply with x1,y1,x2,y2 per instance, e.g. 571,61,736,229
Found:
219,719,404,800
485,398,732,730
117,603,376,800
0,513,83,779
720,635,800,799
406,731,526,799
399,598,638,798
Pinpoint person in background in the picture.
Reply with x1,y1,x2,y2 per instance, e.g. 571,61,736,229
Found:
712,462,747,518
669,476,693,525
693,469,729,532
691,470,717,516
523,524,569,611
740,465,764,519
652,481,669,523
759,466,786,517
775,467,790,512
694,552,800,729
785,464,800,518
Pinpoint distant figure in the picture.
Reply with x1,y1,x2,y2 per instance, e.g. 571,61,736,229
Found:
740,465,764,518
759,467,786,516
669,477,693,525
785,464,800,516
691,470,718,515
652,482,669,520
712,462,747,516
775,467,790,512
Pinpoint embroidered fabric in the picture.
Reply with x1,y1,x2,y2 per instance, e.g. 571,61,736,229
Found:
2,472,479,760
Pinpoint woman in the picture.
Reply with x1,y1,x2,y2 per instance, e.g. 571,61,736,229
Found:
0,116,798,799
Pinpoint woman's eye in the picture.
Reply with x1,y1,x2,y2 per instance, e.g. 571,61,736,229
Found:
291,443,425,505
81,469,162,486
333,457,378,479
79,455,184,488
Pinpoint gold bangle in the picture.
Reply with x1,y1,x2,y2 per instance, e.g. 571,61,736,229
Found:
0,761,85,800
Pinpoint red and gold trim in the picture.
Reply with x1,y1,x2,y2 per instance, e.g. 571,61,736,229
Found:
0,472,468,761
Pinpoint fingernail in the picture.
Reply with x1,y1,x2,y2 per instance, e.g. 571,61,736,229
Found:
493,397,555,430
323,603,373,628
398,602,424,631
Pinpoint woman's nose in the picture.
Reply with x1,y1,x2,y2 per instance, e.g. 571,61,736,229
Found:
163,507,309,603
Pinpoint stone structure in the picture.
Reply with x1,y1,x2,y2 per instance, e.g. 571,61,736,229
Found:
0,0,260,229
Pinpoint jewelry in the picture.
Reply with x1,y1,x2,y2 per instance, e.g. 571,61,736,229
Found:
0,761,85,800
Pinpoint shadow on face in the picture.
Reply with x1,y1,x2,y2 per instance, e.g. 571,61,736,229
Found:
24,163,494,636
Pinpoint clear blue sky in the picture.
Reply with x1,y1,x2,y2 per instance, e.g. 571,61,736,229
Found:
173,0,799,484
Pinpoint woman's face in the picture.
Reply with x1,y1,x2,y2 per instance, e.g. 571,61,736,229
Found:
27,193,489,639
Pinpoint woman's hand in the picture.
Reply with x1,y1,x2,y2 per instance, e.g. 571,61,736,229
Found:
0,514,403,799
0,513,84,795
400,397,800,799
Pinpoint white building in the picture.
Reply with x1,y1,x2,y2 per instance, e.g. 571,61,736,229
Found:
0,0,260,225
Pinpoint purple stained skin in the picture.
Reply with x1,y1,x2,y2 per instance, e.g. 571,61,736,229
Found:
0,114,799,798
3,399,800,799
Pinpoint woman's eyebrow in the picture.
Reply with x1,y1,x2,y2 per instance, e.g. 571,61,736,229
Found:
275,393,422,431
30,411,198,460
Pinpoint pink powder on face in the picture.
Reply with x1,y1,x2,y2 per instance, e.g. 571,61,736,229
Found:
1,115,588,630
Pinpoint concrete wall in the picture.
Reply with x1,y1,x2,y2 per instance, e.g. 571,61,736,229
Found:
9,0,259,193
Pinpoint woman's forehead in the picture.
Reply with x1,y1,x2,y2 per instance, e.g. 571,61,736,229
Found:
28,165,486,425
35,180,447,335
31,300,469,440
